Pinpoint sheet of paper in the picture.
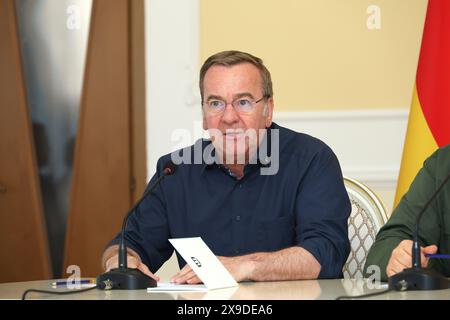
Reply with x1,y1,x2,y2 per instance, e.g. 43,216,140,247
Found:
174,286,239,300
168,237,238,290
147,282,208,292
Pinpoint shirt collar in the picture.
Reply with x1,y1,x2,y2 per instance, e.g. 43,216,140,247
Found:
200,124,274,176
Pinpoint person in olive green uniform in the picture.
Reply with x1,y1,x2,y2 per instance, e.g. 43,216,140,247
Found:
364,144,450,281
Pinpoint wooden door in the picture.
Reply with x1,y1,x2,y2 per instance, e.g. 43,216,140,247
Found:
63,0,147,277
0,0,51,282
0,0,146,281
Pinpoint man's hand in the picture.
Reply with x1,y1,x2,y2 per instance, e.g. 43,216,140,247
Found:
102,245,160,282
170,263,200,284
170,256,253,284
386,239,438,277
216,256,254,281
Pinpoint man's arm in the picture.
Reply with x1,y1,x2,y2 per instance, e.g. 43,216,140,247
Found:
364,148,443,280
238,246,321,281
101,245,160,282
171,246,320,284
292,145,351,278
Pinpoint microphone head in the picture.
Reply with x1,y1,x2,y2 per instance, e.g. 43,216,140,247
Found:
163,160,178,175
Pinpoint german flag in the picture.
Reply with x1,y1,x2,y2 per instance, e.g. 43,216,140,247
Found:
395,0,450,206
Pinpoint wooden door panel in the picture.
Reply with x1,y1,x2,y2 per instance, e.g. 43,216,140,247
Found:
63,0,131,277
0,0,51,282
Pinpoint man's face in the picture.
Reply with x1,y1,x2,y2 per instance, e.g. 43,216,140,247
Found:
202,63,274,163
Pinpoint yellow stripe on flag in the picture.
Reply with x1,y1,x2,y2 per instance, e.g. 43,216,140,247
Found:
394,85,438,207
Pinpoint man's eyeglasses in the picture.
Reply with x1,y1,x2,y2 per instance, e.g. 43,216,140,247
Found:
202,96,267,115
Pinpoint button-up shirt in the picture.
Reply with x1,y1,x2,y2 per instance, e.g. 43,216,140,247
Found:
109,123,351,278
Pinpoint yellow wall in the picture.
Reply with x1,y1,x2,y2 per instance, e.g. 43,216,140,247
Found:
200,0,427,111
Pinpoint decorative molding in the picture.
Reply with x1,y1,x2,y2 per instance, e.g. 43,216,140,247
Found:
274,108,408,120
273,108,409,186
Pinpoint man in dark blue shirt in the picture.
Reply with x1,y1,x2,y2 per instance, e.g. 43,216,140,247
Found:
102,50,350,282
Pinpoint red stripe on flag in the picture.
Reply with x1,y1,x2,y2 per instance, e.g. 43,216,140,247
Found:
416,0,450,147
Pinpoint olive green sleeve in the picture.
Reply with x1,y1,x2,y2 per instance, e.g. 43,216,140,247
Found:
364,150,442,281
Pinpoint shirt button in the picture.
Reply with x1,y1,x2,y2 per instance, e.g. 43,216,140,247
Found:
235,215,241,221
235,249,241,254
239,184,242,189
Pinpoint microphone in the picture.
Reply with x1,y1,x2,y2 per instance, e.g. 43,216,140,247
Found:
388,172,450,291
97,161,178,290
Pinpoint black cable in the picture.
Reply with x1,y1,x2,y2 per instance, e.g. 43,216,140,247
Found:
21,285,98,300
335,288,392,300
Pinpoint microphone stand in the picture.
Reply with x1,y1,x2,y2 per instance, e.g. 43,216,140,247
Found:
97,163,176,290
388,173,450,291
